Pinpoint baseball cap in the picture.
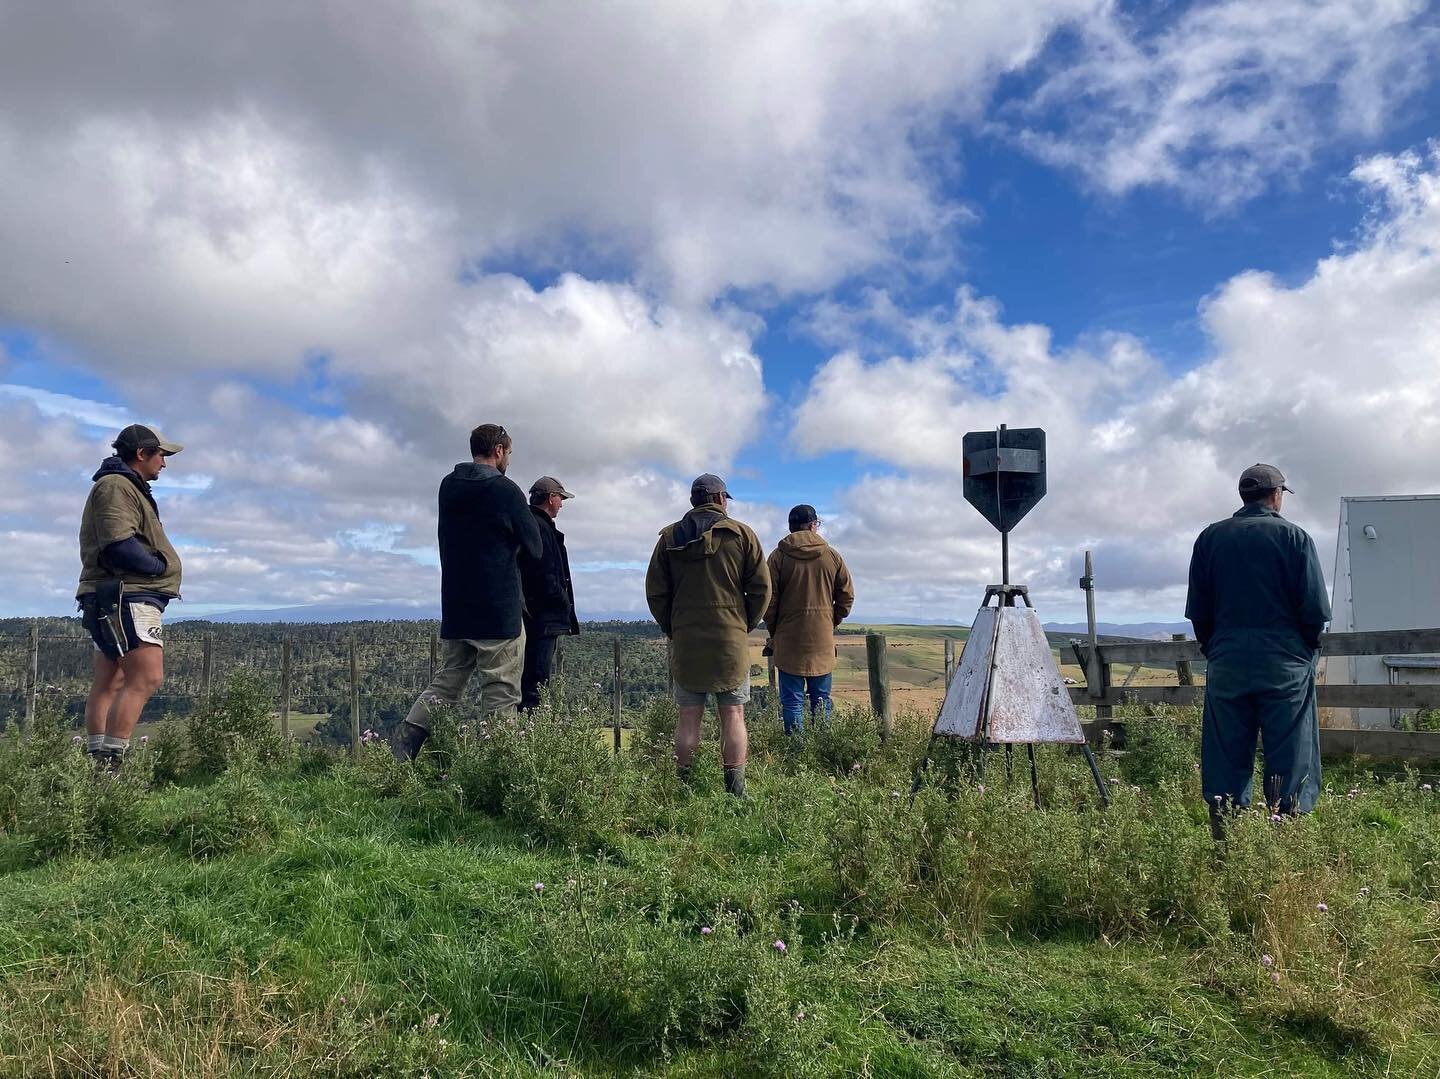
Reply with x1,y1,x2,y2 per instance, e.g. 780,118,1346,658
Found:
530,476,574,499
113,424,183,456
691,473,732,501
788,504,819,530
1238,463,1292,495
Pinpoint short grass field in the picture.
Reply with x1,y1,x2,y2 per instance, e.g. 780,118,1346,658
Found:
2,674,1439,1077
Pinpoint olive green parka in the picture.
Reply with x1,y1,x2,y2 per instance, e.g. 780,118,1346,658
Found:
762,530,854,676
645,504,770,693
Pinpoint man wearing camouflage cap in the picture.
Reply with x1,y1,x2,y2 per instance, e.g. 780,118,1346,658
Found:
76,424,185,768
519,476,580,711
1186,463,1331,835
646,473,770,797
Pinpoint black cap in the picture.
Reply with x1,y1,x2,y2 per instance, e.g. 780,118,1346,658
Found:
788,504,819,531
113,424,183,456
1238,463,1292,495
691,473,731,502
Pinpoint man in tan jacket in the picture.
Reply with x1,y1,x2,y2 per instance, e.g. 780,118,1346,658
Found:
763,504,854,736
645,474,770,797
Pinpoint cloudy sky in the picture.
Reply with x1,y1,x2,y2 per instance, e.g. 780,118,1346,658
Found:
3,0,1439,624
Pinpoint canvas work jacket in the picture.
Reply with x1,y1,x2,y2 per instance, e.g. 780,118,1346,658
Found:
1185,503,1331,668
645,503,771,693
521,506,580,638
77,457,182,599
762,530,854,676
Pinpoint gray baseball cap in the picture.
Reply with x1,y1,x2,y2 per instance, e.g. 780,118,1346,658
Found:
1238,463,1293,495
530,476,574,499
691,473,732,501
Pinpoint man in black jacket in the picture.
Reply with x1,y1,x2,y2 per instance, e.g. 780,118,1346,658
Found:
520,476,580,711
395,424,543,760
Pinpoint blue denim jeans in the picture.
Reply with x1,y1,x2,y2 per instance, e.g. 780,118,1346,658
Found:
778,670,833,735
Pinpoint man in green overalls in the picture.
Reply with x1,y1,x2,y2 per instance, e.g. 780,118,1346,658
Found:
1186,464,1331,835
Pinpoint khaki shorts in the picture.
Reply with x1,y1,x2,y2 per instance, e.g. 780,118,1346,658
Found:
673,681,752,707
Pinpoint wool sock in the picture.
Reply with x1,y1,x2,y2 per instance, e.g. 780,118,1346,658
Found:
87,734,105,753
102,735,130,755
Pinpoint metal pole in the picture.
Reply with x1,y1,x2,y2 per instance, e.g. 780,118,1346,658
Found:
23,621,38,734
1081,551,1112,726
349,637,360,758
1001,531,1010,586
612,638,623,755
279,639,292,740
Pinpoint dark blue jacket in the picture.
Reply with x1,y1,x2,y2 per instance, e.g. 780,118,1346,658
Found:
437,463,543,640
1185,503,1331,663
520,507,580,638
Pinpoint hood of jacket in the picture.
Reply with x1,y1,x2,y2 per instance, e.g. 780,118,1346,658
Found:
92,455,159,515
664,504,746,560
449,461,510,486
777,530,828,560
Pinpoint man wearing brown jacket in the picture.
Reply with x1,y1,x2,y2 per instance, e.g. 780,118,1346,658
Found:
645,473,770,797
763,504,855,735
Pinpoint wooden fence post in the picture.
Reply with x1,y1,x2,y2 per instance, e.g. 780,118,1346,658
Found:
428,632,439,684
612,638,623,755
201,632,214,703
866,632,892,742
349,637,361,758
1173,633,1194,686
279,639,292,740
1080,551,1113,731
23,621,38,734
767,652,777,708
943,637,955,683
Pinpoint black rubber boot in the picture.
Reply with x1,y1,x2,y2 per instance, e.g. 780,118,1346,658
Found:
392,721,430,762
724,765,747,799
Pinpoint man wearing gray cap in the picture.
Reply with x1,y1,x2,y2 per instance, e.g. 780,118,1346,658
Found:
76,424,185,767
1186,463,1331,835
646,474,770,797
519,476,580,711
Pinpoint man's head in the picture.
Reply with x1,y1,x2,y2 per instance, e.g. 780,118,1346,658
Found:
690,473,732,508
470,423,513,473
113,424,182,482
529,476,574,519
788,504,820,533
1238,463,1292,510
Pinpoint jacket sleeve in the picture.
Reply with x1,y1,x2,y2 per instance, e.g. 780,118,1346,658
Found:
91,480,145,550
1184,530,1214,654
513,490,544,562
104,536,167,576
1296,532,1332,651
832,552,855,625
645,533,674,636
741,530,771,632
761,549,782,634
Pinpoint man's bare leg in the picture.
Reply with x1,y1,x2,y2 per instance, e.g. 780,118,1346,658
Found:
675,704,704,773
85,652,124,755
103,644,164,755
718,703,748,797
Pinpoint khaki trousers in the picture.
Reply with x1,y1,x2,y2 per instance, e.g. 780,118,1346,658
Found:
403,627,526,730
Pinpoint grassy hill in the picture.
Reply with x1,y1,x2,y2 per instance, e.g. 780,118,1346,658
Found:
1,685,1437,1076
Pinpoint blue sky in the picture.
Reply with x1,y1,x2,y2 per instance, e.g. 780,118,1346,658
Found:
3,0,1440,624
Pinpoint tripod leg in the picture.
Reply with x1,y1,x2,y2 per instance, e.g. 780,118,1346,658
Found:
1081,741,1110,807
910,735,938,799
1027,743,1041,809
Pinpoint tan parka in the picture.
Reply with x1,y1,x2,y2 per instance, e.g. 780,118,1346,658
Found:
645,504,771,693
762,531,854,677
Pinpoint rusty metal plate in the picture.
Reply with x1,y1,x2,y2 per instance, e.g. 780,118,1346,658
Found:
935,606,998,739
984,608,1085,744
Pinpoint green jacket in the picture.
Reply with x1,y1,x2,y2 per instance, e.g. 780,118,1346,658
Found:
645,504,771,693
77,464,182,599
762,530,854,677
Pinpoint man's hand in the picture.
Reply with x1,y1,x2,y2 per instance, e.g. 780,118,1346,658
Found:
761,639,774,657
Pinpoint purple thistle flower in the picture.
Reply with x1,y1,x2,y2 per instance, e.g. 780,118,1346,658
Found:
140,735,148,744
1316,902,1328,913
796,1010,806,1020
1109,777,1120,785
1269,813,1283,823
71,735,82,744
533,881,544,893
1270,971,1281,985
1423,784,1434,792
700,926,713,936
1261,954,1274,968
773,939,787,953
976,784,986,795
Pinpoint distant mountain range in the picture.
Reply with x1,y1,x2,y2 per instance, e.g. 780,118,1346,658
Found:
173,603,1188,639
